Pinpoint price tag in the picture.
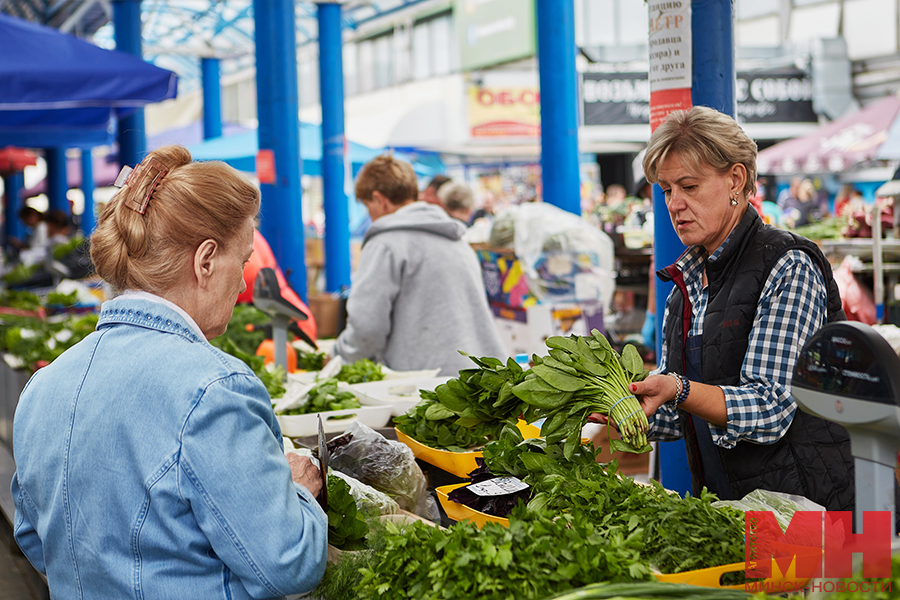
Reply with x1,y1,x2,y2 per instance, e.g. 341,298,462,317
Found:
466,477,529,497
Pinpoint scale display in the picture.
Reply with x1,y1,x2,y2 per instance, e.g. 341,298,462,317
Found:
793,322,900,406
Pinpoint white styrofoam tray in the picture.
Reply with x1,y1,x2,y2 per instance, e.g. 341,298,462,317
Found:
348,376,451,417
276,404,393,437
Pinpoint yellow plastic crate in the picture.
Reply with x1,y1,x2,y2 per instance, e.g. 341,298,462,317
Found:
435,482,511,528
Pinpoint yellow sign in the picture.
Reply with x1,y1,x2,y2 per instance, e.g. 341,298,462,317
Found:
468,85,540,138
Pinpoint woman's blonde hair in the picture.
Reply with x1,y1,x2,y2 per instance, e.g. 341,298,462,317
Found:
354,154,418,205
642,106,758,200
90,145,260,293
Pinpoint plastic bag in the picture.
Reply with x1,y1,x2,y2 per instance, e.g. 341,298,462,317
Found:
833,255,876,325
328,422,440,522
712,489,844,551
509,203,616,312
330,470,400,517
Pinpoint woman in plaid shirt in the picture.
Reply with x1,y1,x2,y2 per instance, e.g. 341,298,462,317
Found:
596,107,857,511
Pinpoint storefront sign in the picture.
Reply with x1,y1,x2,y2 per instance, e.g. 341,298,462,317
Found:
647,0,692,130
468,85,540,137
455,0,535,71
583,69,817,127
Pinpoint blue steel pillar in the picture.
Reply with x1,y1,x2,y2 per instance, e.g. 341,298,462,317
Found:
3,172,25,246
653,0,736,496
201,57,223,140
535,0,580,215
113,0,146,168
318,2,351,292
254,0,307,298
80,149,96,235
46,148,69,213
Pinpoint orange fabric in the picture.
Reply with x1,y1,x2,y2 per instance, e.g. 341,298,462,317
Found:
238,230,318,341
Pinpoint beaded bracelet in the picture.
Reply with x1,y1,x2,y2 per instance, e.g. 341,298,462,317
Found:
667,372,691,407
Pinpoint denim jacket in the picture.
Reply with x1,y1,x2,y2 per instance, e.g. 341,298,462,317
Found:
12,297,327,599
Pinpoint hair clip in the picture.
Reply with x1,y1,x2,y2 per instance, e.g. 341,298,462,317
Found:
121,157,168,215
113,165,133,188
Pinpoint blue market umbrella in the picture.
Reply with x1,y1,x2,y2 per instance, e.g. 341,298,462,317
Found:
0,14,177,147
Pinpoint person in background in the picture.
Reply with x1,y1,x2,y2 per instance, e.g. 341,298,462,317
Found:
776,176,801,212
592,106,857,513
16,205,48,250
783,178,829,228
12,145,328,598
833,183,856,218
334,155,507,375
420,174,451,205
44,208,72,248
438,181,476,224
469,190,497,223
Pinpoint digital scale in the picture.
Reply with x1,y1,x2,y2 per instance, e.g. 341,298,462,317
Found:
792,321,900,534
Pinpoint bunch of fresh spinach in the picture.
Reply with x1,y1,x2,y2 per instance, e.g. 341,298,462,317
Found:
326,474,369,551
335,358,384,384
394,353,528,451
276,378,360,415
513,330,651,458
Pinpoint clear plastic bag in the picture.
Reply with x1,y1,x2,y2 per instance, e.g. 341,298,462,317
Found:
328,422,440,522
330,470,400,517
507,203,616,311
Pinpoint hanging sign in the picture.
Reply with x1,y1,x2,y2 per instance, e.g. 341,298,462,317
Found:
256,149,276,185
647,0,692,131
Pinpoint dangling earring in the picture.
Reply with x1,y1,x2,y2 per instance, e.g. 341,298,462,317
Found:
730,196,738,206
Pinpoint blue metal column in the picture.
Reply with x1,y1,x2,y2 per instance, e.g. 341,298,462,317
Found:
80,149,96,235
535,0,580,215
653,0,736,496
318,2,351,292
46,147,69,213
113,0,147,168
254,0,307,299
3,172,25,246
201,57,223,140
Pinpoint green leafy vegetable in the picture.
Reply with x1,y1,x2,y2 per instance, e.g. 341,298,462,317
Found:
326,474,369,551
335,358,384,384
394,353,528,451
513,330,651,458
298,349,327,371
51,235,85,259
276,378,360,415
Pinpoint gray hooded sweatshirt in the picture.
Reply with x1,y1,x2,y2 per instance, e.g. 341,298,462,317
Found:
333,201,507,376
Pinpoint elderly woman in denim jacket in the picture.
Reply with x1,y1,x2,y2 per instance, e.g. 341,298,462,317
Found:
11,145,328,599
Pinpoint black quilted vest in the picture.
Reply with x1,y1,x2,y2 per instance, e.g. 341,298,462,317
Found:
659,206,856,511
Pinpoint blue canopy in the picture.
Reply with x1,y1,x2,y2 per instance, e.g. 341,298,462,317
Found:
0,14,177,148
189,122,435,177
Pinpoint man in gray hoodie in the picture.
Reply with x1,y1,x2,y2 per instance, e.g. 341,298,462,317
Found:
333,155,507,376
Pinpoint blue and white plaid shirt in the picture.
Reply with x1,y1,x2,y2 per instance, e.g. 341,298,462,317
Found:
649,241,829,449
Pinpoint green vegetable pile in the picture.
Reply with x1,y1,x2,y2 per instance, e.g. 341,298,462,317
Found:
276,378,360,415
326,474,370,551
2,263,39,284
480,433,746,577
0,289,98,371
544,582,751,600
51,235,86,260
298,349,327,371
335,358,384,384
513,330,651,458
394,353,528,451
318,506,651,600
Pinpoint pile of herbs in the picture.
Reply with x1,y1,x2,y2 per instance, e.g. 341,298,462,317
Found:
297,349,326,371
394,353,528,451
325,474,370,551
335,358,384,383
513,330,652,458
317,505,651,600
276,378,360,416
481,434,746,577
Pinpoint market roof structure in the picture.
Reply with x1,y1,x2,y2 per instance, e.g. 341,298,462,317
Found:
0,0,434,93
